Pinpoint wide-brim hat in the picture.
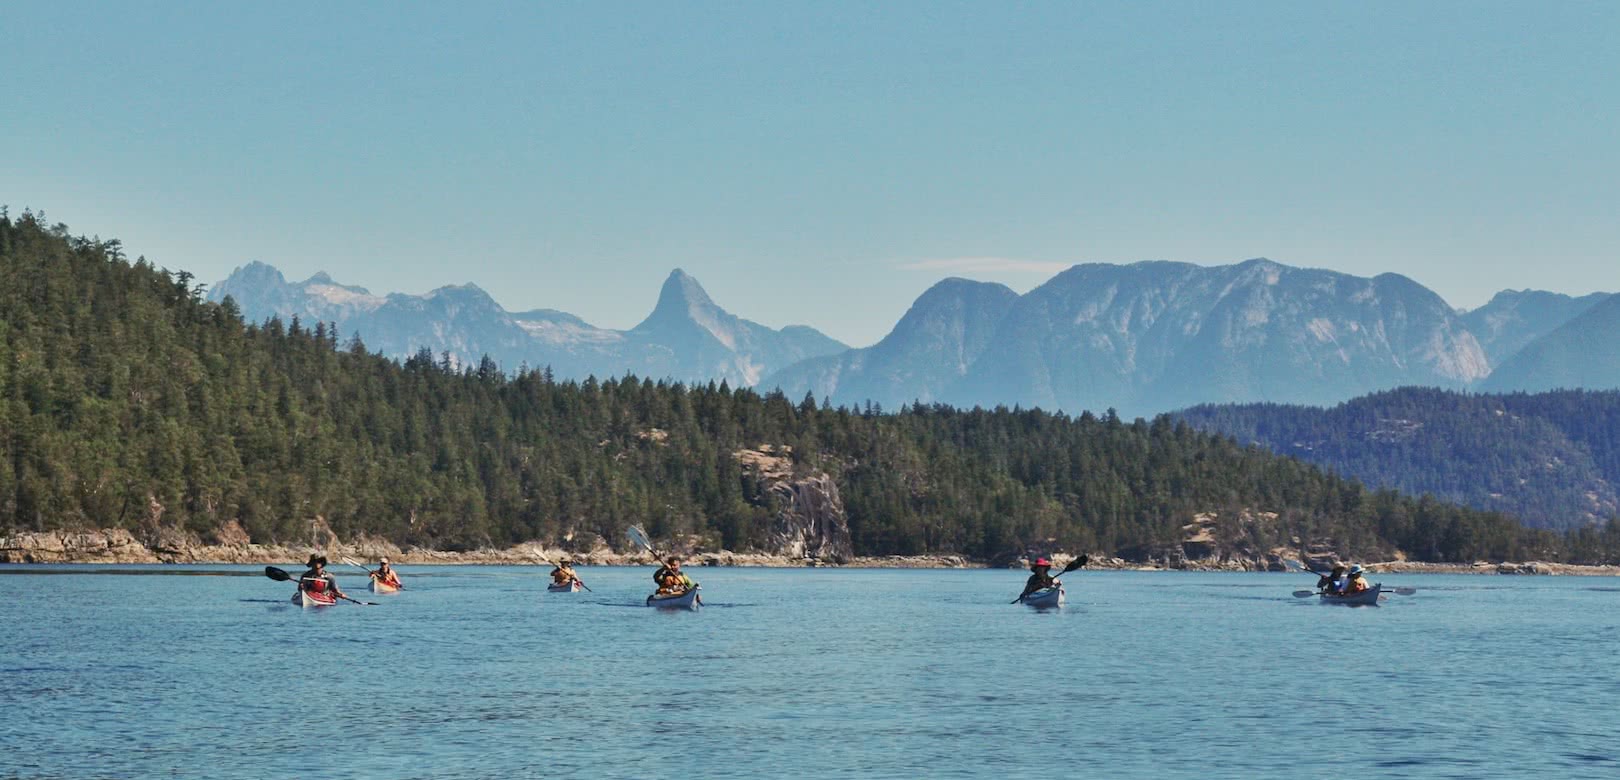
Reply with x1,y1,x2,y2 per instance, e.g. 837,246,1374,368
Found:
307,554,327,566
1032,557,1052,568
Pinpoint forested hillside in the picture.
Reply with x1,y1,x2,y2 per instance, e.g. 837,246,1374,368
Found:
1180,388,1620,530
5,212,1616,563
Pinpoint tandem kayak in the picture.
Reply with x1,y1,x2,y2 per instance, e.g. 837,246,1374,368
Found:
370,578,400,594
646,586,701,610
1320,584,1382,606
295,589,339,607
547,580,582,593
1019,587,1065,608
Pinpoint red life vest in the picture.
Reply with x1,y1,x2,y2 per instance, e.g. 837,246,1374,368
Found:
306,578,328,593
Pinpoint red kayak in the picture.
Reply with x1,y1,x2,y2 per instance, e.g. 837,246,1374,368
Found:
295,588,339,607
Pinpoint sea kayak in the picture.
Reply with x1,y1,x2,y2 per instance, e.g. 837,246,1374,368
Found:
295,589,339,607
1019,587,1065,608
547,580,582,593
370,578,400,594
1320,584,1382,606
646,586,701,610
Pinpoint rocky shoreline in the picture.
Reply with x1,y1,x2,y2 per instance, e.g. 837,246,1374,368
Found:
3,528,1617,575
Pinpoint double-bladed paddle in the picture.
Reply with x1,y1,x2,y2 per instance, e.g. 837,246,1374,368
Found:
627,525,700,603
529,548,592,592
1012,555,1089,604
341,556,405,590
1289,564,1416,597
1293,586,1417,598
263,565,379,605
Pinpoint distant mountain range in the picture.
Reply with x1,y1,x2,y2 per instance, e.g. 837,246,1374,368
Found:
1480,293,1620,394
209,263,847,388
1179,387,1620,531
211,258,1615,415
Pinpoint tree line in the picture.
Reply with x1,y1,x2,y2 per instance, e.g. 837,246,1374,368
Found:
1179,387,1620,531
4,210,1617,563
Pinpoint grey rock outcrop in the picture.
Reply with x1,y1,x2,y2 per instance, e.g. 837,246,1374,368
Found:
734,445,854,563
767,473,854,563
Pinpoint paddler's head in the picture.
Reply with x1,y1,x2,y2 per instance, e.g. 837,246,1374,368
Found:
1031,557,1052,572
1348,565,1365,577
308,555,327,570
667,557,682,570
378,557,390,570
1331,564,1347,575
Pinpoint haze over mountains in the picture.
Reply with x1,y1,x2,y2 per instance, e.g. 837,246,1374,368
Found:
212,259,1615,416
210,263,847,388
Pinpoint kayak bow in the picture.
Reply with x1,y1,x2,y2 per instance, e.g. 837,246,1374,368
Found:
646,586,701,610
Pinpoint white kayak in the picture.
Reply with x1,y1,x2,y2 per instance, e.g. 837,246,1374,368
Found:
547,580,582,593
1320,584,1382,606
646,586,701,610
370,578,400,594
1019,586,1065,608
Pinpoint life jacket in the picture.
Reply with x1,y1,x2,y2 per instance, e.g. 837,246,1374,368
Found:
305,577,328,593
655,567,692,590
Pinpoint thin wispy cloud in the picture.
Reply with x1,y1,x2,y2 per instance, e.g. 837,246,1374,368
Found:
898,257,1072,274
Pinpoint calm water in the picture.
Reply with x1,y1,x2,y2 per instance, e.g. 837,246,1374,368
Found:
3,565,1618,779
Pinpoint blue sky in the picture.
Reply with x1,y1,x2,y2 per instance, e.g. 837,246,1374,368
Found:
4,2,1617,346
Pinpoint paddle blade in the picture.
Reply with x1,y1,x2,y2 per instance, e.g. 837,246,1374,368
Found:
1058,555,1089,575
264,566,292,582
1292,590,1317,598
626,525,654,553
1392,587,1418,596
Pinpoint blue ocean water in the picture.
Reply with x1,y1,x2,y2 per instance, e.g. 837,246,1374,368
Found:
2,565,1618,779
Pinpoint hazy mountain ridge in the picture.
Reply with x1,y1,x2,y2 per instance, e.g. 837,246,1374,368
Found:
762,278,1020,408
1460,289,1612,365
209,264,847,385
795,259,1501,417
213,258,1617,413
1480,294,1620,394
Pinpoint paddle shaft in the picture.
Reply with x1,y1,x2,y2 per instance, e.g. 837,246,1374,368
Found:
531,550,592,592
628,527,700,594
264,566,376,605
343,557,404,589
1013,556,1088,603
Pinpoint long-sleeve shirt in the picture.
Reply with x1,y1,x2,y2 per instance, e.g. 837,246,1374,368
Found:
1024,572,1057,593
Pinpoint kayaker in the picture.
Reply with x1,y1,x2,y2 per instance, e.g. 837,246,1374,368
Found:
1020,557,1061,599
550,560,580,587
653,557,694,595
299,555,347,601
1344,564,1371,594
372,557,402,589
1317,564,1348,595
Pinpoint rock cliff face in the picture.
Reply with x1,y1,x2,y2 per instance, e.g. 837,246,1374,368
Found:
0,529,162,563
767,473,854,563
734,445,854,563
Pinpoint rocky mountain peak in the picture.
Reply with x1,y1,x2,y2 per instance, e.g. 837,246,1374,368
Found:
227,260,290,286
649,268,719,318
